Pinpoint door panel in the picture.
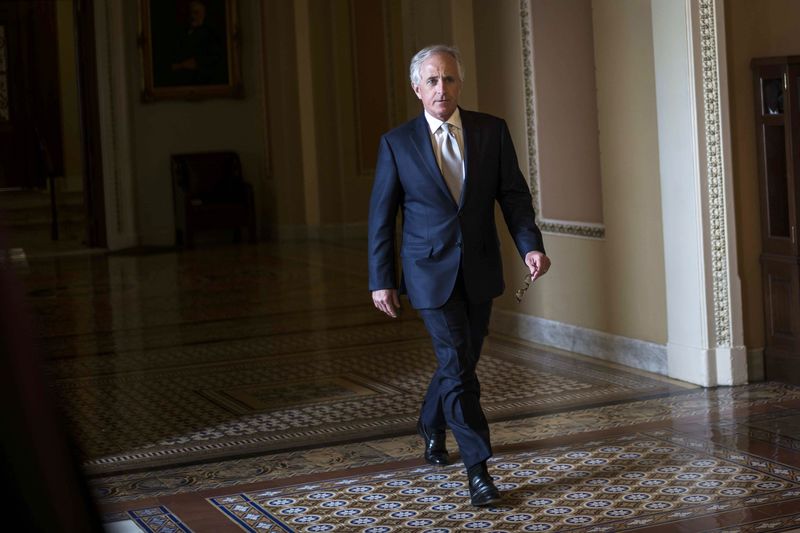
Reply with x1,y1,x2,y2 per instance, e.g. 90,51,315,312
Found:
0,1,62,190
0,5,30,189
763,256,800,383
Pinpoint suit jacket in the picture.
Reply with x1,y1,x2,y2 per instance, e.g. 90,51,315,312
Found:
368,108,545,309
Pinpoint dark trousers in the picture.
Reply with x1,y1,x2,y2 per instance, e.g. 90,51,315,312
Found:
417,271,493,469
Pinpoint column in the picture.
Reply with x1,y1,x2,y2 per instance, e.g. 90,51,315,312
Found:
651,0,747,385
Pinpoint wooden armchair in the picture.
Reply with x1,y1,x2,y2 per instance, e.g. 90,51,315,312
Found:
171,151,257,247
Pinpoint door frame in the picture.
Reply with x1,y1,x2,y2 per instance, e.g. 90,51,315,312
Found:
74,0,107,247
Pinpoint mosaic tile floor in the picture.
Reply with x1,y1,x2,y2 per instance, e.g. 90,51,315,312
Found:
63,332,690,476
15,240,800,531
96,393,800,532
24,243,692,476
209,429,800,532
103,507,191,533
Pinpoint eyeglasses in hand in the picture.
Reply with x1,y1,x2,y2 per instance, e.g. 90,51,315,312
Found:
515,274,534,303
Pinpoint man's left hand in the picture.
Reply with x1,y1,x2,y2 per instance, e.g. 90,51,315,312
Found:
525,251,551,282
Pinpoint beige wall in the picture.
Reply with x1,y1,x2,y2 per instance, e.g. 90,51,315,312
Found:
590,0,665,343
112,0,799,354
531,0,603,224
308,0,370,227
399,0,454,119
725,0,800,350
56,0,83,193
123,0,267,244
263,0,418,236
298,0,468,233
474,0,666,344
114,0,670,346
261,0,306,229
121,0,457,242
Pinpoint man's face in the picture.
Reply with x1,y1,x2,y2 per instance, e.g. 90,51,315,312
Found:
413,53,462,121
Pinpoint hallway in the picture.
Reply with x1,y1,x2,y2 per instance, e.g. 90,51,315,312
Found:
20,240,800,531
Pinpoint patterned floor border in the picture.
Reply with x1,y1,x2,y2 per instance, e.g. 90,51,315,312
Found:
89,383,800,504
104,506,192,533
207,428,800,532
715,409,800,454
701,511,800,532
72,334,690,477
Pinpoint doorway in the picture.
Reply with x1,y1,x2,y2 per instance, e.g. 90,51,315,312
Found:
0,0,106,256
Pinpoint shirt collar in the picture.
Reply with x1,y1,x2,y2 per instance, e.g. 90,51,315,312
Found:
424,107,462,134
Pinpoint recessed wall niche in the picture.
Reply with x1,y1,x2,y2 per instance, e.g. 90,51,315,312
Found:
525,0,604,237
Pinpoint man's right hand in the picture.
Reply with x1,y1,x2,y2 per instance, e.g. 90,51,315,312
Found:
372,289,401,318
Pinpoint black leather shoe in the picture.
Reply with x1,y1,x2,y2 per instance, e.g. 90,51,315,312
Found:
469,470,501,507
417,420,450,466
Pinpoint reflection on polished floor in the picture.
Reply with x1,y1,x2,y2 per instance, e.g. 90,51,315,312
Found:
19,240,800,532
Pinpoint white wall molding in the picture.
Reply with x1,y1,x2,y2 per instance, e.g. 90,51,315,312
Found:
650,0,747,386
94,0,138,250
491,308,668,376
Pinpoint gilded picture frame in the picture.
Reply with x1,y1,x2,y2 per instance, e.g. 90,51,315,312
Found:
139,0,242,101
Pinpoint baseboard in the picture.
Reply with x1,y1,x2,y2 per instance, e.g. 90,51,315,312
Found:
747,347,765,382
490,308,668,376
666,343,713,386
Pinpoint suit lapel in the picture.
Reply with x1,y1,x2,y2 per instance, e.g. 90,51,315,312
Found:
459,108,479,210
409,113,459,207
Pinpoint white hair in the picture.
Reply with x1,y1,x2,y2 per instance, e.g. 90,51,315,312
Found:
409,45,464,87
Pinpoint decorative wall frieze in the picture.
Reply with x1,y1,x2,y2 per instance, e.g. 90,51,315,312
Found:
539,219,606,239
518,0,539,205
698,0,732,347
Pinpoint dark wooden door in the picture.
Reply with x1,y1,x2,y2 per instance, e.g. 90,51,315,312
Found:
74,0,106,247
762,256,800,382
0,1,63,190
0,3,32,189
754,57,800,383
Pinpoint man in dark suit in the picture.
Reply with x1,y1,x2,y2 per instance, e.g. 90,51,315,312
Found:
368,44,550,506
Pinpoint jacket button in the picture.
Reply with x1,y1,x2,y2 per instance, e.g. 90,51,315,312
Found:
456,241,462,248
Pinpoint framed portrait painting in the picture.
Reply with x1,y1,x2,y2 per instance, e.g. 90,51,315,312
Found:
139,0,242,101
